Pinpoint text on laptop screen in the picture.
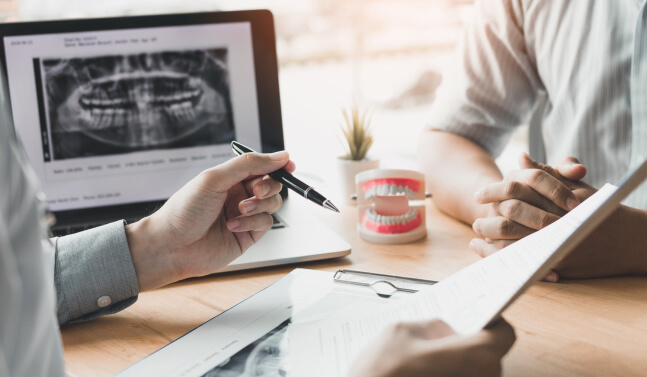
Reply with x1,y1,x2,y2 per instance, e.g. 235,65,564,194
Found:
3,22,262,211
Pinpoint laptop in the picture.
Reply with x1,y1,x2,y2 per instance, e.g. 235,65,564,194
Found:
0,10,351,272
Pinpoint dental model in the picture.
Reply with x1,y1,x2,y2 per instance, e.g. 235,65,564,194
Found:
355,169,427,244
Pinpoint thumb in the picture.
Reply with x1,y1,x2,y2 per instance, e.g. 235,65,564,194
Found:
518,153,583,182
416,319,457,339
478,318,516,357
518,152,542,170
556,157,587,181
518,153,559,177
202,151,290,191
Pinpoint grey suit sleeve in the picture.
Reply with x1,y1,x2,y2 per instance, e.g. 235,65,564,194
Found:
54,221,140,325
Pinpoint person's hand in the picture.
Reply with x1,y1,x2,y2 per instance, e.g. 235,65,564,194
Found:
469,154,583,253
470,155,602,280
522,155,596,202
469,155,596,274
347,319,516,377
517,157,647,278
125,151,295,291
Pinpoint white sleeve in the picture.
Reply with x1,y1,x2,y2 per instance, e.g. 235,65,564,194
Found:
0,110,66,377
429,0,542,157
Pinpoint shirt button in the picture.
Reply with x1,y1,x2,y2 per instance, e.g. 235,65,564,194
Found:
97,296,112,308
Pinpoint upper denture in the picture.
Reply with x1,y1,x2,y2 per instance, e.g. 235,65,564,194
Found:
362,178,421,200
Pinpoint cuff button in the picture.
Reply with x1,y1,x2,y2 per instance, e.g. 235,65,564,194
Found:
97,296,112,308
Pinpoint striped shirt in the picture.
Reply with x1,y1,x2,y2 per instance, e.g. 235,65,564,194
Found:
429,0,647,208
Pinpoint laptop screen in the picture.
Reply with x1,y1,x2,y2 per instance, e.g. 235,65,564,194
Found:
2,19,265,212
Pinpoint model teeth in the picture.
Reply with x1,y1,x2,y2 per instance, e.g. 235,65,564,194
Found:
364,184,417,200
365,208,419,224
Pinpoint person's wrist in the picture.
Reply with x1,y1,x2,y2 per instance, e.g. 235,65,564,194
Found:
125,216,177,291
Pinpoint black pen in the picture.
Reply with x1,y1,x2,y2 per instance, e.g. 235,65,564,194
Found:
231,141,340,213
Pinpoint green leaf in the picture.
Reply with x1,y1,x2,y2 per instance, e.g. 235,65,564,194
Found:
339,102,374,161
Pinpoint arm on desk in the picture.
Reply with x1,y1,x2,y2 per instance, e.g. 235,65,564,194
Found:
54,152,294,324
418,129,502,224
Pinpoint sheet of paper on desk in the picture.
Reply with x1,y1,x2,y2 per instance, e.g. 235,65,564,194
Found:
116,268,419,377
289,184,619,377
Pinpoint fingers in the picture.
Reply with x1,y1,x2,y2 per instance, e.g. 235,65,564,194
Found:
469,238,501,258
521,152,587,184
518,153,561,178
239,192,283,216
412,319,457,340
469,238,515,257
543,270,560,283
284,159,296,174
479,318,517,357
494,199,561,230
475,169,578,212
203,151,291,192
244,174,284,200
227,212,274,233
475,181,567,216
556,157,587,181
472,215,535,240
230,179,282,231
485,238,516,249
518,152,547,171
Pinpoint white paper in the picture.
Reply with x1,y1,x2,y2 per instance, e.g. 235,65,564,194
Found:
116,269,417,377
289,184,619,377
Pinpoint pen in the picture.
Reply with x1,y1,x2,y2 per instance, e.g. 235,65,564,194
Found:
231,141,340,213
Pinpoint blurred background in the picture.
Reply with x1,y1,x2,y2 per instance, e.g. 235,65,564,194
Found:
0,0,527,192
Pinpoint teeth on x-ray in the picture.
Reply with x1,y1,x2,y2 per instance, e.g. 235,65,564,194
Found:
42,49,235,160
78,75,205,130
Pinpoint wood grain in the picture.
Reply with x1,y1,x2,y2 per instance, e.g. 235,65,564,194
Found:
61,200,647,377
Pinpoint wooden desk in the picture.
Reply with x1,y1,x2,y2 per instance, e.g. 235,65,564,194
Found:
61,200,647,377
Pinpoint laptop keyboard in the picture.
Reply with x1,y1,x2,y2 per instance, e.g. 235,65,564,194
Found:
52,214,285,237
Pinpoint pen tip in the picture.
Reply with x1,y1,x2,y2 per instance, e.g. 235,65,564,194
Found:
323,200,340,213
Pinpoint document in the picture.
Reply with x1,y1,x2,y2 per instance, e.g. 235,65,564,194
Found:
116,269,422,377
289,184,619,377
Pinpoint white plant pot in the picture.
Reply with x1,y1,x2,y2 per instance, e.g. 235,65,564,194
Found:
336,157,379,204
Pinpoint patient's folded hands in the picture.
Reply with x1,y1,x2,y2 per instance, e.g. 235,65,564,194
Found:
469,155,585,257
469,154,647,280
125,152,295,291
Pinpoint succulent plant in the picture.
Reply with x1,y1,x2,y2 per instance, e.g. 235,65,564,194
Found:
340,103,373,161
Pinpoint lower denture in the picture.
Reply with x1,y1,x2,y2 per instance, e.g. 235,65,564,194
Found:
361,209,422,234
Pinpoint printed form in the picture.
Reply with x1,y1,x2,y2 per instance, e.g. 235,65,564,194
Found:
289,184,619,377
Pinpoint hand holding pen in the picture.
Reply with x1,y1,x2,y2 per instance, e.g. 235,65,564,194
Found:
231,141,340,213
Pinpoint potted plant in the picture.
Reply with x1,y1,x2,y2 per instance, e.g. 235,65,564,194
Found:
337,103,379,204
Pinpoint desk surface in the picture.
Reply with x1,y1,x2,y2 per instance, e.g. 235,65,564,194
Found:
61,199,647,377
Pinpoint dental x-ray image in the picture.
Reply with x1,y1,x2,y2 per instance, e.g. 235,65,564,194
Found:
202,319,290,377
39,48,235,160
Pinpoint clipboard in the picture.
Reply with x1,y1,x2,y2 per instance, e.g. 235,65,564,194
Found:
117,268,436,377
333,269,437,298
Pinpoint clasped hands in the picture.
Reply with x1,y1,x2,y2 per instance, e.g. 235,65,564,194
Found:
469,153,603,281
